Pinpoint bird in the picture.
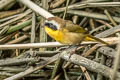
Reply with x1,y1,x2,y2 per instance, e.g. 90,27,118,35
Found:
43,16,108,45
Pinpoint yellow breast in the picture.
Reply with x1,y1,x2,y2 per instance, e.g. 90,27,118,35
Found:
44,26,64,43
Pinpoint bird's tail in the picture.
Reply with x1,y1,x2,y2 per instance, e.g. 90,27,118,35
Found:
85,34,109,45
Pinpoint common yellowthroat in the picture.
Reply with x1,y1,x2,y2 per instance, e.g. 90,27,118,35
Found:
44,16,108,45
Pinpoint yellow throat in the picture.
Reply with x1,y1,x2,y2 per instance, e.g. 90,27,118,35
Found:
44,26,64,43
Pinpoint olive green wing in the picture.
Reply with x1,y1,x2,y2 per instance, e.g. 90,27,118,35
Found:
64,20,87,33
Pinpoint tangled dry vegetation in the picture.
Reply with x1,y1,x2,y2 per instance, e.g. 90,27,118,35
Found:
0,0,120,80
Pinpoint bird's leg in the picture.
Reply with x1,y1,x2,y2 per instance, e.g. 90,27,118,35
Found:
68,36,85,58
68,45,80,58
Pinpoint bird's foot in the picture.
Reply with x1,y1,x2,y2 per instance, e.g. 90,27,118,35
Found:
68,46,79,58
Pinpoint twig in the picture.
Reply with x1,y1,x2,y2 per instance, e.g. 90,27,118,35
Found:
6,16,37,34
0,58,38,66
30,13,36,54
24,51,60,57
63,0,69,19
60,48,120,80
50,0,65,8
17,0,54,19
0,0,15,10
79,17,88,26
0,37,118,50
81,0,109,3
80,66,91,80
0,32,17,44
96,20,113,28
104,10,117,26
111,35,120,80
97,46,116,58
0,14,20,23
90,24,112,34
51,57,64,79
81,44,100,57
96,55,106,80
53,73,62,80
6,35,29,44
67,10,120,22
72,16,78,24
4,55,57,80
39,0,48,51
0,9,32,28
0,8,24,19
51,2,120,13
89,19,95,30
63,68,70,80
1,42,64,49
95,24,120,38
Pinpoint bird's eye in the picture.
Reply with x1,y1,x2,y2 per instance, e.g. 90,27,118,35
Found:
44,22,57,30
49,23,53,26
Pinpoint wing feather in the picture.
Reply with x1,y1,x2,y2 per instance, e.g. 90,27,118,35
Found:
64,20,87,33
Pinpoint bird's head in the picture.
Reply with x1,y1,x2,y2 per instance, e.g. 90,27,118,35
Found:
44,17,65,31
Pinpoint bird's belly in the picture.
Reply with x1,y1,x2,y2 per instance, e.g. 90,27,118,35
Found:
62,32,85,44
